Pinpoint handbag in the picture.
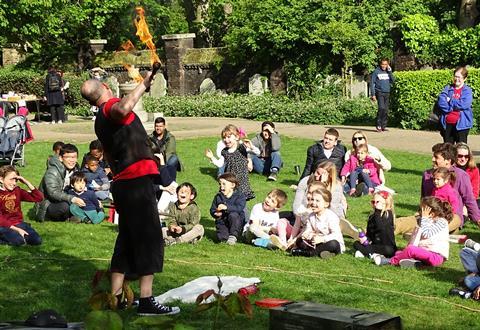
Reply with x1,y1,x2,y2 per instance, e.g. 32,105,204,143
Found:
428,100,442,124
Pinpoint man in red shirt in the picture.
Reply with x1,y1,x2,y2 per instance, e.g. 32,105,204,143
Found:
81,72,179,316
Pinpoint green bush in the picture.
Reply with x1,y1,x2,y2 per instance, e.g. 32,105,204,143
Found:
391,68,480,131
144,94,376,126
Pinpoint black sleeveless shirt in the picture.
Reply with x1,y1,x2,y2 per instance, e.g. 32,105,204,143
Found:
94,98,155,175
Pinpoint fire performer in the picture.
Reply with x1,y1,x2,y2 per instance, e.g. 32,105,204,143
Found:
80,68,180,316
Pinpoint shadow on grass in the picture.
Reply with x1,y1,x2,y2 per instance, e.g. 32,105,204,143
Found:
0,243,98,322
203,222,218,242
280,179,299,186
395,202,419,214
424,267,466,284
199,167,218,180
388,166,426,177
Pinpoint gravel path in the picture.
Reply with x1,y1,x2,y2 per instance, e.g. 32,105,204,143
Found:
29,116,480,155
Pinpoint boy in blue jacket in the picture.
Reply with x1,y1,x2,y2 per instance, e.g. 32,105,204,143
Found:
370,58,394,132
68,171,105,224
210,172,246,245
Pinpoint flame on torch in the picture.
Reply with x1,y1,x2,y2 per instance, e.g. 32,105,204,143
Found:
119,40,144,83
134,6,161,66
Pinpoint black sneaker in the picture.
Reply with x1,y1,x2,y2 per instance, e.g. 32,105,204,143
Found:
449,287,472,299
291,248,312,257
137,296,180,316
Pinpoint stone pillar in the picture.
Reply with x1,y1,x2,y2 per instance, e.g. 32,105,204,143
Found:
161,33,196,95
89,39,107,55
118,83,148,122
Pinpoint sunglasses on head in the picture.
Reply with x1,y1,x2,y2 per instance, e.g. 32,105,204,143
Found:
352,137,365,142
457,154,469,159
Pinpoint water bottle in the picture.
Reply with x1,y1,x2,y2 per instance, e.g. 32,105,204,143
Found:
238,284,259,296
359,231,369,246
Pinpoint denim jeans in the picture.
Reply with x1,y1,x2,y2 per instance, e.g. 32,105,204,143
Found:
349,167,375,189
460,247,480,274
0,222,42,246
251,151,283,175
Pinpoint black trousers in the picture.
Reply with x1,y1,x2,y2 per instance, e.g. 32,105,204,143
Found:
215,212,243,242
442,123,469,144
110,175,164,276
296,239,341,257
353,241,396,258
375,92,390,129
50,105,65,122
46,201,70,221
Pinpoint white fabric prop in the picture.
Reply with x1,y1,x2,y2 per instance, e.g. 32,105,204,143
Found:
155,276,261,304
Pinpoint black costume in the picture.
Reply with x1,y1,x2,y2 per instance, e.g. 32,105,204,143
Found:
95,98,169,275
353,209,396,258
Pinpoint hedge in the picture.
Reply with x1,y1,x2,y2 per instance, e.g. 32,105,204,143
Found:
391,68,480,131
0,66,90,113
143,94,377,126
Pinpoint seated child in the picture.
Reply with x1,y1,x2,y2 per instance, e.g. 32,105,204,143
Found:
46,141,65,168
243,189,288,248
67,171,105,224
290,186,345,258
81,155,110,200
81,139,111,178
374,196,450,268
210,172,246,245
341,144,381,196
0,165,44,246
450,239,480,300
431,166,460,216
353,191,397,259
163,182,204,245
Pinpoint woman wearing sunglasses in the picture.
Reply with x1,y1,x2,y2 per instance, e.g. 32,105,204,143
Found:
455,143,479,201
343,130,391,195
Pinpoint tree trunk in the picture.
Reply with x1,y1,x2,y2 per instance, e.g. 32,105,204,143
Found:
458,0,479,29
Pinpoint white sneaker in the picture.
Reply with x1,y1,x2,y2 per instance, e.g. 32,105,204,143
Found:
270,235,287,251
373,254,390,266
354,250,365,258
57,120,63,124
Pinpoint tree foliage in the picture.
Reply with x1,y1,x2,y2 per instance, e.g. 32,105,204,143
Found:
0,0,188,69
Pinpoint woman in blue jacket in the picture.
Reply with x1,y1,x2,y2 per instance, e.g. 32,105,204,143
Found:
437,66,473,143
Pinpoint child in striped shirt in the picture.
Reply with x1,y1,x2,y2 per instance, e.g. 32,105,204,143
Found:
374,196,451,268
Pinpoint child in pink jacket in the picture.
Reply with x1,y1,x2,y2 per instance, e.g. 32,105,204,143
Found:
431,167,460,215
341,144,381,196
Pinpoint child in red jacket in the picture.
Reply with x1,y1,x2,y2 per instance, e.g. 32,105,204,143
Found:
0,165,44,246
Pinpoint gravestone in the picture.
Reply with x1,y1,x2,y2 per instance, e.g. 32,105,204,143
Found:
270,68,286,96
350,75,368,98
150,73,167,97
249,74,268,95
199,78,216,94
106,76,120,98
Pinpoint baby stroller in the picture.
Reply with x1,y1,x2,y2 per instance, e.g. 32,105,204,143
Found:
0,115,27,166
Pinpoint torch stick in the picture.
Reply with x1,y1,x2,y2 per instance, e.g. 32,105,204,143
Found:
145,61,161,93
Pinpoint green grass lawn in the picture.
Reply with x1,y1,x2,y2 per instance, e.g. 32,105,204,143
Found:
1,137,480,329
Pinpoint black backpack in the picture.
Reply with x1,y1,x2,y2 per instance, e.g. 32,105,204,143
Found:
48,73,61,92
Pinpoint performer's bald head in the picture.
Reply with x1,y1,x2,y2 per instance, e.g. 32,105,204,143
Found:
81,79,106,106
